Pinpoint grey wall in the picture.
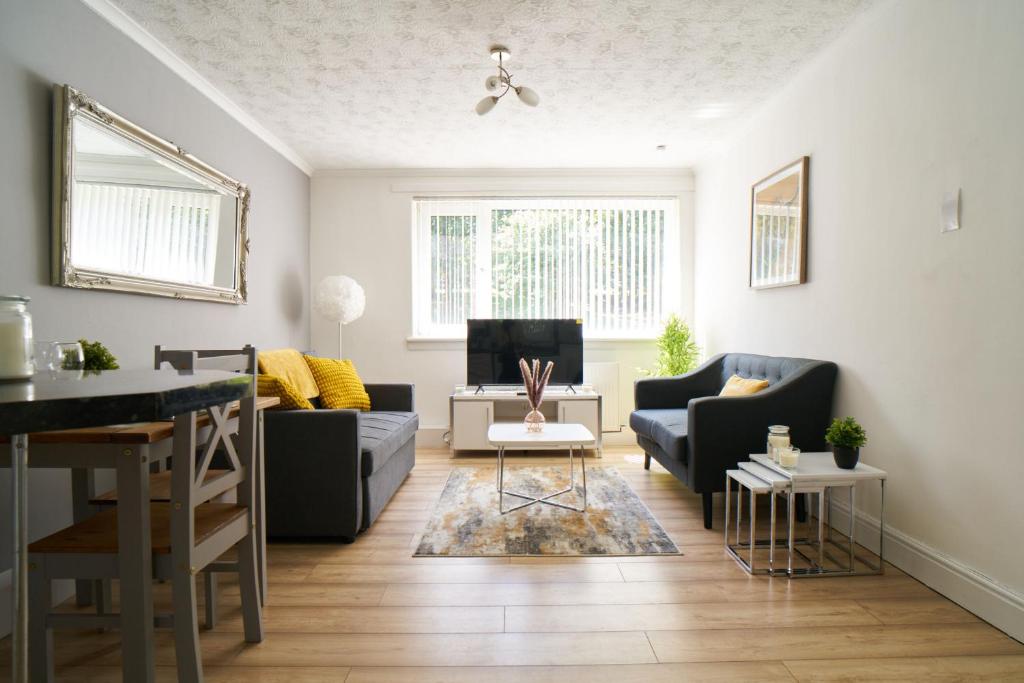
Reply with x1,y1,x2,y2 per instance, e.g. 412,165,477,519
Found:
0,0,311,622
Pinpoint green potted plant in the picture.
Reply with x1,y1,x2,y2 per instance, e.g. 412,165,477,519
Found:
641,314,700,377
825,416,867,469
77,339,119,372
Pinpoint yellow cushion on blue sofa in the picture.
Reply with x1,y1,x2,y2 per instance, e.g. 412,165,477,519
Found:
719,375,769,397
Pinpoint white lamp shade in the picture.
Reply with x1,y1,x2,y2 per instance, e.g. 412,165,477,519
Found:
515,85,540,107
475,96,498,115
314,275,365,324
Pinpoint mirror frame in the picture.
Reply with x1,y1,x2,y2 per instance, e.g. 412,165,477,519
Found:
51,84,250,304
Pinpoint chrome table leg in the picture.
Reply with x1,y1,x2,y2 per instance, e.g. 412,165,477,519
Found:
849,485,856,572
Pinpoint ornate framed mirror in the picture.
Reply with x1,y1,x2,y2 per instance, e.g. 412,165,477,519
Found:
52,85,249,304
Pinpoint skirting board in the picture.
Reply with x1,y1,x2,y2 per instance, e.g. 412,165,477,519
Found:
827,499,1024,643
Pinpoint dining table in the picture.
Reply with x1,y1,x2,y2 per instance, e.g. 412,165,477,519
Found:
1,368,252,683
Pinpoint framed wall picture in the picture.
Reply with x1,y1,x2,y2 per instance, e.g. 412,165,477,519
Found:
749,156,808,289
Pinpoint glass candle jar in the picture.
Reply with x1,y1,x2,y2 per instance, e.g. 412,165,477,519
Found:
767,425,790,463
779,446,801,469
0,296,34,380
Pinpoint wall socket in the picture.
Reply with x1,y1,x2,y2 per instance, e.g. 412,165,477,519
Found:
941,189,960,233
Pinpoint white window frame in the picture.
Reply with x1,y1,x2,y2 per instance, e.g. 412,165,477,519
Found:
411,197,681,340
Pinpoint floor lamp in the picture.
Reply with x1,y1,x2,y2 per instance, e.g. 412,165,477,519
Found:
314,275,365,358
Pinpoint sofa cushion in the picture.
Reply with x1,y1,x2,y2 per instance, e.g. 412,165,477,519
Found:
257,374,314,410
304,356,371,411
258,348,320,400
629,409,688,462
719,374,769,396
360,411,419,476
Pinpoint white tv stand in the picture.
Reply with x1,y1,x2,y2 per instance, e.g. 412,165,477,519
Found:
449,386,602,455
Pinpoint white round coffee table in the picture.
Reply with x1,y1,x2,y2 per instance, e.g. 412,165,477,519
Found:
487,422,596,514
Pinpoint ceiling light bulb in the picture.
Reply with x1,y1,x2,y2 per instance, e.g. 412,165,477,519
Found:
475,96,498,115
515,86,539,107
485,75,502,92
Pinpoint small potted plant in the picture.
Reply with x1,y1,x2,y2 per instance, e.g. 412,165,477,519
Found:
825,416,867,469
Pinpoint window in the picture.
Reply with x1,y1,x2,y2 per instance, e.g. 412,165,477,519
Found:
412,197,679,338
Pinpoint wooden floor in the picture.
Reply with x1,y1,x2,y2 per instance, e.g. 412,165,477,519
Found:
2,447,1022,682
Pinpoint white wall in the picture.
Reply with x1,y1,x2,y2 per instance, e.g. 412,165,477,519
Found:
310,170,695,440
694,0,1024,639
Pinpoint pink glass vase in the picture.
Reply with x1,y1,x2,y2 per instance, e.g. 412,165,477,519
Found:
524,405,545,432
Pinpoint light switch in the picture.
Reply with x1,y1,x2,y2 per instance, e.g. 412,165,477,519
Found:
941,189,960,233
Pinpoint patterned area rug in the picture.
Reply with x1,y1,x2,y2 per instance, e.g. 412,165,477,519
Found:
414,466,680,556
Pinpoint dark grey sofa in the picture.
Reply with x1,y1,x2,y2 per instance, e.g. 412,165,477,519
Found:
263,383,417,541
631,353,837,529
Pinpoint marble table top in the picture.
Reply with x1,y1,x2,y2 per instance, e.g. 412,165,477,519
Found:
0,369,251,436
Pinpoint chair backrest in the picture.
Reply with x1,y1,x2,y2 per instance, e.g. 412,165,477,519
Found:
155,345,257,509
719,353,824,388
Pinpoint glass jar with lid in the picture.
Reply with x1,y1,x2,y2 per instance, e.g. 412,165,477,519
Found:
767,425,791,463
0,296,34,380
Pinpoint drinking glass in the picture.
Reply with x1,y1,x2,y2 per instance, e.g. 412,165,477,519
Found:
33,341,63,371
57,342,85,370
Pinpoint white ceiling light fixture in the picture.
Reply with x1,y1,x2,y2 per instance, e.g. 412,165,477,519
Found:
475,45,540,115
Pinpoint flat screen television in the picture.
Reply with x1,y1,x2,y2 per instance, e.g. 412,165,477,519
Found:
467,318,584,387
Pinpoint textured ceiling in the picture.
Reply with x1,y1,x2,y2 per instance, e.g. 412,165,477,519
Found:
111,0,872,170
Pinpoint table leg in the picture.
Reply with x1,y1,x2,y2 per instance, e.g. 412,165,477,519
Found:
116,446,155,683
879,479,886,573
10,434,28,683
724,475,731,548
818,490,825,568
787,489,795,576
769,491,776,572
735,479,742,545
498,446,504,513
848,485,856,572
71,468,96,607
568,445,575,490
256,411,268,604
580,444,587,510
826,488,832,541
748,486,756,570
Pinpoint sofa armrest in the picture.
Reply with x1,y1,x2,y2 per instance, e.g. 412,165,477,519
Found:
633,354,725,409
685,361,838,493
262,408,363,537
365,383,415,412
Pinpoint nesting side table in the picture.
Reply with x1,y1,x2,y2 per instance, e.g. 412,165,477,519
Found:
725,452,887,578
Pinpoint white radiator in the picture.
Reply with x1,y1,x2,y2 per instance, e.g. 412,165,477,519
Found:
584,362,620,432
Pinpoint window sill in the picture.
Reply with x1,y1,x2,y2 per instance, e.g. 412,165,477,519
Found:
406,336,658,351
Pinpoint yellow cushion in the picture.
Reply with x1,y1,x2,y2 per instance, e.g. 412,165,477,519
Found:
303,356,371,411
256,374,315,410
719,375,769,397
258,349,319,400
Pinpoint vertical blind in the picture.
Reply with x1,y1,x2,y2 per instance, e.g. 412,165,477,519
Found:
71,182,222,285
414,198,679,338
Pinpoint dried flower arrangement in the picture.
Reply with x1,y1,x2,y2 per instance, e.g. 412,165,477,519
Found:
519,357,554,432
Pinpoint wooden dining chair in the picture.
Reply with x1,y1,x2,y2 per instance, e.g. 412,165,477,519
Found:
28,346,263,683
88,345,268,628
